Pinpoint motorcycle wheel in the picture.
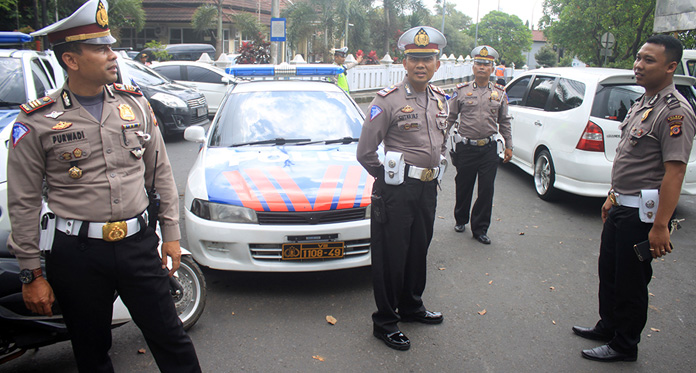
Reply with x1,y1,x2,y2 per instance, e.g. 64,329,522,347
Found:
173,256,206,330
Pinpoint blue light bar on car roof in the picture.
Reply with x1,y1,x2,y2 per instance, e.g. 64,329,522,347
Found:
225,64,344,77
0,32,33,44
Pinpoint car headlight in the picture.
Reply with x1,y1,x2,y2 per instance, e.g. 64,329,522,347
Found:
190,198,258,223
151,92,187,108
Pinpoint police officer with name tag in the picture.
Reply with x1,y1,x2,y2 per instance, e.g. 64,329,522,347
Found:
572,35,695,363
447,45,512,245
357,26,449,351
7,1,200,371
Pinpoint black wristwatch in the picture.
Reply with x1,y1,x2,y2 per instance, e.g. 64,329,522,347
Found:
19,268,43,284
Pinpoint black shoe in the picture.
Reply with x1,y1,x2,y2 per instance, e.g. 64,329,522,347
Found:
454,225,466,233
581,344,637,362
373,329,410,351
474,234,491,244
572,325,613,342
401,310,444,324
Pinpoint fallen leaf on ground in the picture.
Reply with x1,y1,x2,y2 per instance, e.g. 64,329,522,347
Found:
485,273,489,276
649,292,655,297
438,267,446,270
519,232,525,235
326,315,337,325
312,355,325,362
478,309,487,316
488,280,493,285
650,328,660,332
549,286,555,291
437,216,445,219
552,320,556,325
137,348,146,354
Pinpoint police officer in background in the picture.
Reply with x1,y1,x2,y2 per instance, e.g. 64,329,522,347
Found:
447,45,512,245
357,26,448,351
332,46,363,93
573,35,695,362
8,1,200,371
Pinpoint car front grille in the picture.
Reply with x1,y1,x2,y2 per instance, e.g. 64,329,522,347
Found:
187,97,206,108
249,239,370,261
256,208,366,225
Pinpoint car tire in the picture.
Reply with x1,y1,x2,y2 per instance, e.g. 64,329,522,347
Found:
534,150,558,201
172,255,207,331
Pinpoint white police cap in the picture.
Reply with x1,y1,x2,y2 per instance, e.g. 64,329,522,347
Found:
397,26,446,56
31,0,116,46
332,47,349,56
471,45,499,64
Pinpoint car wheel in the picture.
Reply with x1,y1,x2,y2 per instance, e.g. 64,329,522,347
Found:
534,150,558,201
172,256,207,331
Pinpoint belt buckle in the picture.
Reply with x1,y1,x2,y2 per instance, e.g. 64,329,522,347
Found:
421,168,434,182
103,221,127,242
476,139,486,146
608,192,618,207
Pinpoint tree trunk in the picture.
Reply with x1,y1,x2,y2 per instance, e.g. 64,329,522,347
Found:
216,0,223,58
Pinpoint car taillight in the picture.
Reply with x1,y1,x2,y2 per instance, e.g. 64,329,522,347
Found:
576,121,605,152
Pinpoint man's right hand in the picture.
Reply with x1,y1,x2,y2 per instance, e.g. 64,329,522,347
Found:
601,196,612,223
23,276,55,316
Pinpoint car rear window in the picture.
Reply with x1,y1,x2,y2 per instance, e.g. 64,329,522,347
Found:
209,89,364,147
591,84,644,122
548,78,585,112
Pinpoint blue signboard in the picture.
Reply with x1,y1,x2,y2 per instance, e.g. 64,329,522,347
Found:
270,18,286,42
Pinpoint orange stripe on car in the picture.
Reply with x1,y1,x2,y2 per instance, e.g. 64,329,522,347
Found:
245,168,289,212
314,165,343,211
267,166,313,211
223,171,263,211
336,166,363,209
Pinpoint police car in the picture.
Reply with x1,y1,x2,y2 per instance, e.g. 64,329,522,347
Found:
183,64,373,272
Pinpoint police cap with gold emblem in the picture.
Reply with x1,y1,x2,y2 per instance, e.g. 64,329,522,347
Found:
471,45,499,65
31,0,116,46
398,26,447,57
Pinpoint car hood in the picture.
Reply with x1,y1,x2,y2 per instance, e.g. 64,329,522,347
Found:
137,82,202,101
202,145,373,212
0,109,19,131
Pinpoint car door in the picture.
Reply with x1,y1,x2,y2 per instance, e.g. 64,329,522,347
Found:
185,66,228,115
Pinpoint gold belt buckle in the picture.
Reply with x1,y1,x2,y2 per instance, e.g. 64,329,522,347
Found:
102,221,128,242
608,191,618,207
477,139,487,146
421,168,434,182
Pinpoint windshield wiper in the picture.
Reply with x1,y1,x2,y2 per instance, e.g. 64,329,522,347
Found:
230,138,312,147
324,137,359,145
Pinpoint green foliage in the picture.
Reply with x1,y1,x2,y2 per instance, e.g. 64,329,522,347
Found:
535,44,558,67
677,30,696,49
558,54,574,67
191,5,217,33
108,0,146,42
541,0,655,67
470,11,532,67
144,40,170,61
430,2,474,58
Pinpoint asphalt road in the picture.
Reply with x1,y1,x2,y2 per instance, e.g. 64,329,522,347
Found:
5,102,696,372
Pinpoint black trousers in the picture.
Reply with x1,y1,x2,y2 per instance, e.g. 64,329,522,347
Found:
371,176,437,333
46,226,201,373
595,206,653,354
453,142,499,237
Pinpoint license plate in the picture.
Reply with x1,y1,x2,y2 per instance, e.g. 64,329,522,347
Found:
196,107,206,117
282,242,344,260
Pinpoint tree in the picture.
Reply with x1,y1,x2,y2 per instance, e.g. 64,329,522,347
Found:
108,0,146,43
191,1,224,58
535,44,557,67
540,0,655,68
471,11,532,67
430,2,474,58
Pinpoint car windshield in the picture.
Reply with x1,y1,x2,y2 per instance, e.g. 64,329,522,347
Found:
121,59,170,86
591,84,644,122
209,89,364,147
0,57,27,108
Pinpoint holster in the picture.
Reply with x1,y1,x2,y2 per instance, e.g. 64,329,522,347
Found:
38,202,56,252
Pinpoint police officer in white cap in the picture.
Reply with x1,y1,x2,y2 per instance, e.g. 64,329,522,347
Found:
357,26,449,351
8,1,200,371
447,45,512,245
331,46,362,92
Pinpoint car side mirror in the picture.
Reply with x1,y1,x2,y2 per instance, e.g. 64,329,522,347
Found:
184,126,206,143
221,76,231,84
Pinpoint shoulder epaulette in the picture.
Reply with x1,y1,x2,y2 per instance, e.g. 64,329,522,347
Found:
665,93,681,109
112,83,143,96
20,96,55,115
429,84,446,96
377,85,398,97
456,81,470,89
494,83,506,91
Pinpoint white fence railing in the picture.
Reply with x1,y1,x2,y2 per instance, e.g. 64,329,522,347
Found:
346,61,475,92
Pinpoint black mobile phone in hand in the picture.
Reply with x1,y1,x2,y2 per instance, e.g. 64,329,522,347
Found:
633,240,652,262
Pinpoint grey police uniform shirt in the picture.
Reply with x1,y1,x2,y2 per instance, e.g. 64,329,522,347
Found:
7,82,181,270
356,78,449,178
612,84,696,196
447,81,512,148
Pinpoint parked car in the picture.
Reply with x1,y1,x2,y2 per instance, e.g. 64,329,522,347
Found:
139,44,216,62
504,67,696,200
116,55,209,138
183,64,372,272
152,61,233,116
677,49,695,79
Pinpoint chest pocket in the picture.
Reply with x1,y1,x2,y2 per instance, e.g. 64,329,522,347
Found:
461,96,478,112
120,128,146,149
53,140,92,163
489,101,500,116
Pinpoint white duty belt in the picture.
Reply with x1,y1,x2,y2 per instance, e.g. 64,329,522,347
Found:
406,164,440,182
56,210,148,242
609,191,640,208
460,135,496,146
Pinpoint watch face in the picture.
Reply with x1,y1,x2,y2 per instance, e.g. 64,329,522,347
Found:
19,269,35,284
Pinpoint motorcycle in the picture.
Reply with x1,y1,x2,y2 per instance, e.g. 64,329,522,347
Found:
0,227,206,365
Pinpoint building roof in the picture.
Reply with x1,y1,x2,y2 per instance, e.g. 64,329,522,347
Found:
142,0,291,24
532,30,548,42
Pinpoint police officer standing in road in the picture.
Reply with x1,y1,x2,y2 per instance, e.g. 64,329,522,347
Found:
7,1,201,371
357,26,448,351
573,35,695,362
447,45,512,245
332,46,363,93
